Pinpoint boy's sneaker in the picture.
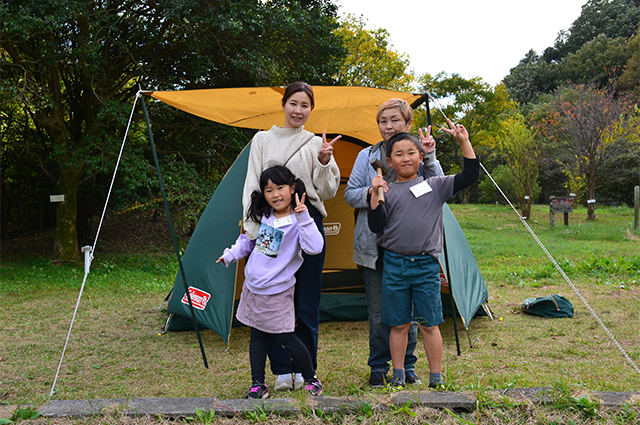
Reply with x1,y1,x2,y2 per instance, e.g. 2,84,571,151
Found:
274,373,293,391
247,382,269,399
405,370,422,385
304,379,323,396
293,373,304,390
369,371,387,388
428,380,445,390
387,376,405,391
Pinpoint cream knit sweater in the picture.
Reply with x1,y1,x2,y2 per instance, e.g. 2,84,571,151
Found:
242,125,340,240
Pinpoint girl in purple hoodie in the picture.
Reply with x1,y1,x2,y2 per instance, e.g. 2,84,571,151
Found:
217,165,324,399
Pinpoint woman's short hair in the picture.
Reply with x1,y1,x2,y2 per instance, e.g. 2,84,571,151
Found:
376,98,413,124
282,82,315,110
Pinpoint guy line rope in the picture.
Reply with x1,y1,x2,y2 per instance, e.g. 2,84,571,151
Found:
428,93,640,377
480,162,640,377
50,92,143,397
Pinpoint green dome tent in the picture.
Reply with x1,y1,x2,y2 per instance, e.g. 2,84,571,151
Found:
145,87,490,349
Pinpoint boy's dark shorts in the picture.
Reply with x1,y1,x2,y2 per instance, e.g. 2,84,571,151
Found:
381,250,444,328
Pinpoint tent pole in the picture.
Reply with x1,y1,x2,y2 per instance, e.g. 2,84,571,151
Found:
410,93,429,111
423,93,432,128
443,226,461,356
140,94,209,368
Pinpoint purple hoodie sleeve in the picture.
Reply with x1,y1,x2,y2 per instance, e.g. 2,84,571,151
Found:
295,210,324,255
219,234,255,267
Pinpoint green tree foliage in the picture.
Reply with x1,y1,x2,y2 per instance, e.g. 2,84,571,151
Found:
531,85,640,219
477,164,515,204
543,0,640,62
619,24,640,98
505,0,640,104
559,34,632,86
496,115,541,218
0,94,57,240
415,75,517,167
333,14,414,90
503,50,560,105
414,74,517,203
0,0,345,262
597,109,640,206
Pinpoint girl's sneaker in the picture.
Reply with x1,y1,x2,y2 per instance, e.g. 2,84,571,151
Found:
247,382,269,399
304,379,322,396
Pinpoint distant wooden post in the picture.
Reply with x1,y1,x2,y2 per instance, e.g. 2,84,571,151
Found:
635,186,639,231
550,196,574,227
523,195,532,220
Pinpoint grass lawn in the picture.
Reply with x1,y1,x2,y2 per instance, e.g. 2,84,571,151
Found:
1,204,639,423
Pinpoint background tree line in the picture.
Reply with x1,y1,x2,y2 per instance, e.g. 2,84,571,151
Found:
1,0,639,262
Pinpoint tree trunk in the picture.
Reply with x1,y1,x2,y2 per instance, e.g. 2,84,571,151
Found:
587,202,596,221
460,188,469,204
52,165,81,263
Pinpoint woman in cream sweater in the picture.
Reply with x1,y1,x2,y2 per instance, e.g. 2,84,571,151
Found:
241,82,340,391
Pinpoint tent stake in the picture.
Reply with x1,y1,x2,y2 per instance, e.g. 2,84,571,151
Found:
140,94,208,368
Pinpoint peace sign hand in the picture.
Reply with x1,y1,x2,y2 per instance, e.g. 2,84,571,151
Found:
441,118,470,144
318,130,341,165
294,192,307,213
418,126,436,153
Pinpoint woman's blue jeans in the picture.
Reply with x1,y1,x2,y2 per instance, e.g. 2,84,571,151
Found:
363,264,418,375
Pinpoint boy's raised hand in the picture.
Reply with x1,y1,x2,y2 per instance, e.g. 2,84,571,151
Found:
441,118,469,143
318,130,341,165
441,118,476,159
294,192,307,213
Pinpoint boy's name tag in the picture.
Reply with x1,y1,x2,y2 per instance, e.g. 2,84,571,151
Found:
274,215,293,228
410,181,432,198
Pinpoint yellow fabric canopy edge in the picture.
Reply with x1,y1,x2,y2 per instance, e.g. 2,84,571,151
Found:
144,86,425,146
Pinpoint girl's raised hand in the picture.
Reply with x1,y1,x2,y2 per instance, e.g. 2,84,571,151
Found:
318,130,341,165
294,192,307,213
418,126,436,153
215,255,224,264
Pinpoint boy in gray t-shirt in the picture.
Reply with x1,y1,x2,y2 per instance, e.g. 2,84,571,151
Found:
368,121,479,389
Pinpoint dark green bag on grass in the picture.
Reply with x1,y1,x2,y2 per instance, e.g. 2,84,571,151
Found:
522,294,574,318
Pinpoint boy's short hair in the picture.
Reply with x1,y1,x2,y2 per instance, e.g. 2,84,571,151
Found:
386,132,422,157
376,98,413,123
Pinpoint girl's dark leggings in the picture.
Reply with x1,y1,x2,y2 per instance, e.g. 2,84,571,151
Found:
250,327,315,384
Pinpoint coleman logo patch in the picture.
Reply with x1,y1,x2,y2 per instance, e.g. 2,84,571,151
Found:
324,223,341,236
181,287,211,310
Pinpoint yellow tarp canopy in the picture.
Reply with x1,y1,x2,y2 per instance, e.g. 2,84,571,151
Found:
146,86,426,146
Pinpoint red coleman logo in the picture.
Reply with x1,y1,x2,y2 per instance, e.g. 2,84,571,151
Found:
181,287,211,310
